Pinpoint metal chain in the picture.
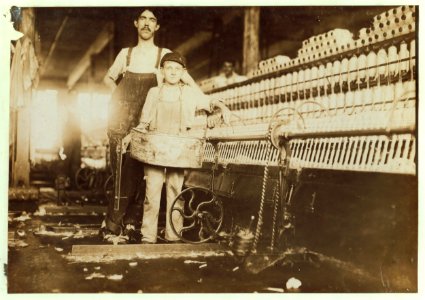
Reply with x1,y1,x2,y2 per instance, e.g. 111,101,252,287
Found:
270,182,280,251
252,133,273,252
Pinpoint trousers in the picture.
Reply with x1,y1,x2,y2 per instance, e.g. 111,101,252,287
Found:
105,141,145,234
141,165,184,243
104,72,157,234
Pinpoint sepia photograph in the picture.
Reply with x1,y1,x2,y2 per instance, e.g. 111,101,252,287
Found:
1,0,420,295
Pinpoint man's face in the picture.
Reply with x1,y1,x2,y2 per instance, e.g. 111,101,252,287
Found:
162,61,185,85
222,62,234,77
134,10,160,40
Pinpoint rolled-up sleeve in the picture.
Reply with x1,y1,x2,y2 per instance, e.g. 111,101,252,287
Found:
140,87,159,125
193,88,211,112
106,49,126,81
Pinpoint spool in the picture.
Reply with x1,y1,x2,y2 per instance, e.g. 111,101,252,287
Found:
377,48,388,79
372,85,383,111
317,64,325,88
357,53,367,82
311,65,319,89
326,61,333,86
340,57,349,83
359,27,368,39
348,55,358,83
388,44,399,78
304,67,311,90
362,87,373,106
297,69,305,92
367,50,378,80
332,59,341,85
398,41,409,75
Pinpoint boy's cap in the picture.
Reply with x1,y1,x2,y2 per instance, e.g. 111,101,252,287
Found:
160,52,186,68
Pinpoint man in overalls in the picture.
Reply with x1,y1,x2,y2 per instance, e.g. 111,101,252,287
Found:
100,8,171,243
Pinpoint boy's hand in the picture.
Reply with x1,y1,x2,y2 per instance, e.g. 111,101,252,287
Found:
220,106,232,125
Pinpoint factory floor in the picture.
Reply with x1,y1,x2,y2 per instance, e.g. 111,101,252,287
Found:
7,188,382,293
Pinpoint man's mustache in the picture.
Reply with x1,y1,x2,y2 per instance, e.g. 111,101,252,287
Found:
142,26,151,32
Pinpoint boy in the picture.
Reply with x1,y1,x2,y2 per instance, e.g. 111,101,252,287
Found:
123,52,230,243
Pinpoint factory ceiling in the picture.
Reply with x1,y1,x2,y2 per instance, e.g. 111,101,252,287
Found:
31,6,393,90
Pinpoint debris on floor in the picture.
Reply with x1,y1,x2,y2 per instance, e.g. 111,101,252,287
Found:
107,274,123,281
286,277,302,290
8,240,29,248
13,212,32,222
264,287,285,293
184,260,207,264
85,272,106,280
33,207,47,216
103,234,129,245
129,262,138,267
16,229,26,237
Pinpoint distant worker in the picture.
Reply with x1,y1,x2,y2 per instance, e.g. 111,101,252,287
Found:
215,61,247,87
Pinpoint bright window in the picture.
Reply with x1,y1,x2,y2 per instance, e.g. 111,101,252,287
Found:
30,90,60,162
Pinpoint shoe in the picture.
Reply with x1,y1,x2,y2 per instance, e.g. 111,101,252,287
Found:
99,221,127,244
141,239,156,244
164,239,181,244
123,224,141,244
99,226,116,240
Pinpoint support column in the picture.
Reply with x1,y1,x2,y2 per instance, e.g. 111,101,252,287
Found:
242,7,260,75
12,8,36,186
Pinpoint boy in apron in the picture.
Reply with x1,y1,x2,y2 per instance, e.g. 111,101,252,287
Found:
124,52,231,243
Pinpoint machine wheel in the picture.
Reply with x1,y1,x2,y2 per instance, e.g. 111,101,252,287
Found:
169,187,224,244
75,167,96,190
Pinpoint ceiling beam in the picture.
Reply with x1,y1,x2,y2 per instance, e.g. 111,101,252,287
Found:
40,14,69,76
175,31,212,56
67,22,114,89
174,9,241,56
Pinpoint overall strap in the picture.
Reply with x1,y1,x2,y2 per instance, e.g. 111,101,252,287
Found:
154,86,163,130
126,47,133,67
178,85,184,134
123,47,133,76
155,47,163,69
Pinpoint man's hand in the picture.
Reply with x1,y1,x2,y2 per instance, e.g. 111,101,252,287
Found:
156,71,164,88
135,123,148,133
180,70,196,86
121,133,132,153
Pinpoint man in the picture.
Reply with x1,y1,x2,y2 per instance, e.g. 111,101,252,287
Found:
127,52,231,243
215,61,247,87
101,8,176,243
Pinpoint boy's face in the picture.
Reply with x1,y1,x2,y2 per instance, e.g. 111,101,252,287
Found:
162,61,185,85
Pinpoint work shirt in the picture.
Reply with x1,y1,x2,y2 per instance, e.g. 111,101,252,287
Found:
106,46,171,81
140,84,211,134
